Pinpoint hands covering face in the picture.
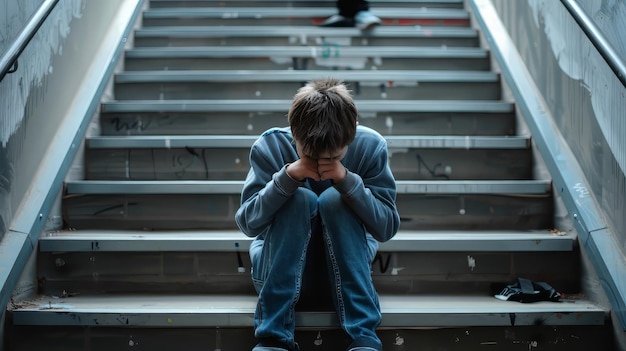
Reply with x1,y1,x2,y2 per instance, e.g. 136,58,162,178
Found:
286,144,348,183
316,157,346,183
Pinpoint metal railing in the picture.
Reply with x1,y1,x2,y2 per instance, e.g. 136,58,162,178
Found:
560,0,626,88
0,0,60,83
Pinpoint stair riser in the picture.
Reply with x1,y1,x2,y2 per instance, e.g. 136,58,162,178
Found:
61,193,553,231
148,1,465,9
134,36,479,48
142,17,471,27
99,111,516,136
113,81,501,101
125,56,490,71
4,325,613,351
38,251,580,296
84,148,532,181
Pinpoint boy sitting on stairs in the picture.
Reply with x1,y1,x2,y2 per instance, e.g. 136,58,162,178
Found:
235,78,400,351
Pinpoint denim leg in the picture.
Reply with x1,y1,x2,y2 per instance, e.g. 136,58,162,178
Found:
249,188,319,350
317,187,382,349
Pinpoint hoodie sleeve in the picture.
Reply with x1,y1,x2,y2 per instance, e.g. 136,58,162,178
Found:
235,134,302,237
333,135,400,243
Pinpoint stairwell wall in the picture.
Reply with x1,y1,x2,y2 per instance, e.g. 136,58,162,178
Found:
483,0,626,347
0,0,142,347
487,0,626,279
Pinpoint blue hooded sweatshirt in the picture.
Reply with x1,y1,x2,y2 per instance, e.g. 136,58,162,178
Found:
235,125,400,243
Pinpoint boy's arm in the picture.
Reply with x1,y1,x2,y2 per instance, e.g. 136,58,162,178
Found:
334,142,400,242
235,142,302,237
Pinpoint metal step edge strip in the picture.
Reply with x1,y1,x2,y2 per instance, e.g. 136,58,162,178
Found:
142,8,470,19
101,100,514,113
10,294,605,327
86,135,529,149
38,229,575,252
64,180,551,195
114,70,498,83
126,46,488,59
134,26,478,38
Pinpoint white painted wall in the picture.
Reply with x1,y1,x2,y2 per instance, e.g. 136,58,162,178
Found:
490,0,626,256
0,0,127,235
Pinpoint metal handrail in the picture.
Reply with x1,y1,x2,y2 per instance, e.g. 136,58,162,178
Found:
0,0,59,83
560,0,626,88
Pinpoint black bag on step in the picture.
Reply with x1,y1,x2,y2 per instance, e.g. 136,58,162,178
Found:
494,277,561,303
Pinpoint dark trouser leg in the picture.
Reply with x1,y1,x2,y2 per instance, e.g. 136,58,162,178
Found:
337,0,370,18
297,216,334,311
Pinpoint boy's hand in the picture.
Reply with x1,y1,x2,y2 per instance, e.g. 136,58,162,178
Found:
317,158,347,183
286,157,321,181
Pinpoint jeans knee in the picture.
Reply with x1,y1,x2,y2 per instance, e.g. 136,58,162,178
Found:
318,188,378,260
317,187,344,217
290,187,319,218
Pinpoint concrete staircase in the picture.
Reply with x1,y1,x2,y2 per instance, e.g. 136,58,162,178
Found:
5,0,613,350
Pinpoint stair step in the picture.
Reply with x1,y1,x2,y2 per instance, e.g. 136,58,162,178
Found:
113,70,500,101
102,99,512,113
64,179,550,195
39,229,575,252
115,69,498,82
141,8,470,27
84,135,531,181
126,45,488,58
61,179,552,230
99,100,515,136
126,46,487,59
61,192,553,231
148,0,465,9
86,135,529,149
36,241,579,296
10,294,605,327
133,26,479,48
4,326,612,351
125,46,489,71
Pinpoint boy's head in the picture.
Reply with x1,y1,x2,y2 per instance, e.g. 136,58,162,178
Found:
288,78,358,159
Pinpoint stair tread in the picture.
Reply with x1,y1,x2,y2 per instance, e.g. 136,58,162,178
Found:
39,229,575,252
101,99,513,113
10,294,605,327
86,135,529,149
134,25,477,38
143,7,469,19
115,70,498,83
126,46,487,58
64,179,551,194
148,0,465,6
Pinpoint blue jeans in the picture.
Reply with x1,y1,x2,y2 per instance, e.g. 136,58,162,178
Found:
249,187,381,351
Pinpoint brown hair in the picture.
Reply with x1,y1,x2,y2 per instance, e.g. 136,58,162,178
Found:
288,78,358,158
